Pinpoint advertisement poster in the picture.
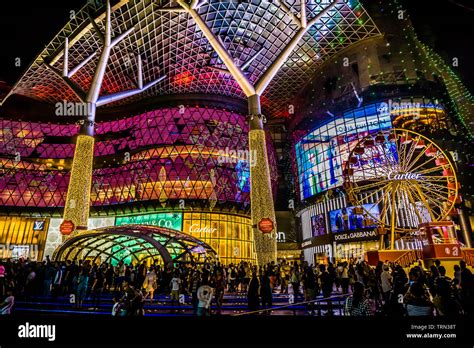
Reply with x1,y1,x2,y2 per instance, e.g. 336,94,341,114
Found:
311,214,326,237
329,204,380,233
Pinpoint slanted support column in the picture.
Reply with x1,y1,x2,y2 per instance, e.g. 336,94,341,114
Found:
248,94,277,265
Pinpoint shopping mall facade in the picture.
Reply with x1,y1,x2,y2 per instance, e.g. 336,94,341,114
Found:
0,0,473,267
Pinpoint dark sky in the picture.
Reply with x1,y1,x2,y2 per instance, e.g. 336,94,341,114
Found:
0,0,473,92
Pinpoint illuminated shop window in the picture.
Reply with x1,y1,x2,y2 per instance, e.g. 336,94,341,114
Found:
182,212,256,264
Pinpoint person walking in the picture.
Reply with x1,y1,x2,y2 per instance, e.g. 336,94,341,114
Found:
142,266,158,304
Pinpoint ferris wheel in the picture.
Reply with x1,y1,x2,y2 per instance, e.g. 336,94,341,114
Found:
343,128,459,248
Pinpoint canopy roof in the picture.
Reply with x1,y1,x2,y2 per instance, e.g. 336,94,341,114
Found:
2,0,380,117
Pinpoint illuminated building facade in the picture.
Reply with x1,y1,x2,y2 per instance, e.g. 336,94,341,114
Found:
290,0,474,264
0,105,275,264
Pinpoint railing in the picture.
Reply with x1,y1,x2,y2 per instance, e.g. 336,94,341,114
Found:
432,236,460,245
393,249,423,269
232,293,353,317
461,249,474,267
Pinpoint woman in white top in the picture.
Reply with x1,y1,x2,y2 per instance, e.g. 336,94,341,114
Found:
142,267,158,304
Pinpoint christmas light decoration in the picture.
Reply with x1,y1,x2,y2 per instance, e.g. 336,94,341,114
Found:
250,129,277,266
62,135,94,236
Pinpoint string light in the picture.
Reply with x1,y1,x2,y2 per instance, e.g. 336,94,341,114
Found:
63,135,95,236
249,128,277,266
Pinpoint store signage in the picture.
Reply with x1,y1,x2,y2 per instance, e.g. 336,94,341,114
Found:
276,231,286,243
115,213,182,231
189,224,217,234
387,170,423,181
333,229,378,242
59,220,75,235
33,220,45,231
258,218,274,234
302,234,333,249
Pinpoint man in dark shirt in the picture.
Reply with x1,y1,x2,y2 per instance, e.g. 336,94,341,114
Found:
460,261,474,315
319,264,333,315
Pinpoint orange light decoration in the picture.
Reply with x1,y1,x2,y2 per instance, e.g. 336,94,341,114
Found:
258,218,274,234
60,220,75,235
173,71,195,87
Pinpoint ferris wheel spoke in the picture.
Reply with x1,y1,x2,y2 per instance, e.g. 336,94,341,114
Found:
415,184,449,204
416,180,449,192
356,186,388,203
395,134,408,170
403,144,427,173
401,182,427,224
411,182,441,221
403,137,422,171
406,157,437,175
421,175,452,181
351,180,390,192
373,183,392,212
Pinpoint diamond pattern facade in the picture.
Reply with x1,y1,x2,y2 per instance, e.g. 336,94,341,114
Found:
0,107,278,212
1,0,380,117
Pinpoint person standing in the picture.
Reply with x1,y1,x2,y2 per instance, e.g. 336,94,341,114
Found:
302,266,317,315
169,272,182,310
91,265,105,310
0,288,14,315
319,264,333,315
340,262,350,294
380,265,393,303
43,262,56,297
290,264,301,302
0,262,6,299
213,270,225,315
459,261,474,315
247,272,260,313
345,282,373,316
142,266,158,304
197,276,213,316
189,271,201,314
51,263,64,299
75,263,90,309
137,261,147,289
260,269,272,313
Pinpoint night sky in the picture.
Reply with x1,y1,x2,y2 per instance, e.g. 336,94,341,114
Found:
0,0,473,92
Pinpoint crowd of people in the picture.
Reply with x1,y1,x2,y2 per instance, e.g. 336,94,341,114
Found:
0,256,473,317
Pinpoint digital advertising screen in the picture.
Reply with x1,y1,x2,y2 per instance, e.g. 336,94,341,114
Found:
311,214,326,237
295,105,393,200
329,204,380,233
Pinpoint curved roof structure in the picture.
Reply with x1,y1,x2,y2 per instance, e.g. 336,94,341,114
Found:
52,224,218,264
1,0,381,117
